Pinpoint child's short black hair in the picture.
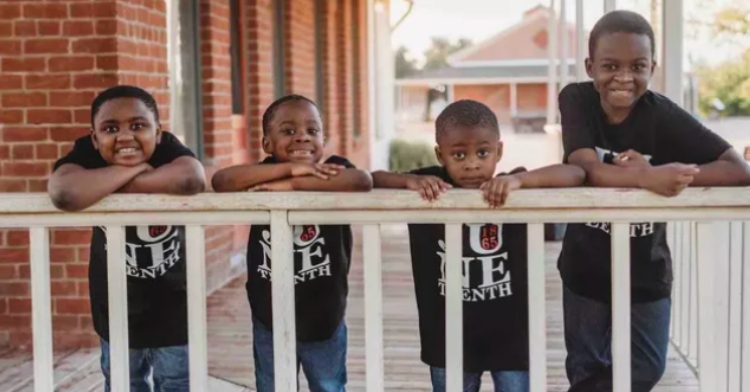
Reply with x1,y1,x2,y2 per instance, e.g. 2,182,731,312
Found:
589,10,655,58
90,85,160,128
435,99,499,139
262,94,318,135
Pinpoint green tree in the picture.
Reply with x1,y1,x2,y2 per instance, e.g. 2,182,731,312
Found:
395,45,418,79
694,3,750,116
711,5,750,37
697,50,750,117
422,37,473,72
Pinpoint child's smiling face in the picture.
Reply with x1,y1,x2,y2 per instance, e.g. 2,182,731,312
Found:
586,32,656,121
435,125,502,189
262,100,325,164
91,97,160,166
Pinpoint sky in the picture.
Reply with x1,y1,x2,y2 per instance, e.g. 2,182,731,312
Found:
390,0,748,70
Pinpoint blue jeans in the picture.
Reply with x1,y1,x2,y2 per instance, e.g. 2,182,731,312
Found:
429,367,529,392
563,286,671,392
100,339,189,392
253,317,347,392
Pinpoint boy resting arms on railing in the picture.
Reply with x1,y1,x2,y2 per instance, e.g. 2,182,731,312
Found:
212,95,372,392
372,100,585,392
47,85,206,392
558,11,750,392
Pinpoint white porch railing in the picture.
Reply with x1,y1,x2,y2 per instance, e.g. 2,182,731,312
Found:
669,219,750,391
2,188,750,392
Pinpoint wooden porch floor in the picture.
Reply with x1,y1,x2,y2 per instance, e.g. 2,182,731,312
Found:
0,225,698,391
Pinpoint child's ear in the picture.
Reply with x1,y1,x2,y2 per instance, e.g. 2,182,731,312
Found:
585,57,594,79
262,136,273,155
155,125,162,144
90,129,99,150
434,146,445,166
649,60,657,77
496,141,504,163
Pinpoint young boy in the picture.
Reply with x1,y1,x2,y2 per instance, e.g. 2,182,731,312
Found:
48,85,206,391
372,99,585,392
211,94,372,392
558,10,750,391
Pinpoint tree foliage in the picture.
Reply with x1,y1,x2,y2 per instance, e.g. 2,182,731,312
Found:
395,37,472,79
395,45,418,79
696,3,750,116
421,37,473,72
697,50,750,117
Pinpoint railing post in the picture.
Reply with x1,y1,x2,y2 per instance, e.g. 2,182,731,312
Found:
445,224,463,392
270,211,296,392
728,222,743,391
611,222,631,392
30,227,53,392
527,224,546,392
186,225,208,392
105,225,130,392
697,222,728,392
742,221,750,390
363,225,384,392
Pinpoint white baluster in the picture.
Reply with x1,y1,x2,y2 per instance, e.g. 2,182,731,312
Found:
30,227,53,392
186,225,207,392
611,222,631,392
270,211,296,392
106,225,130,392
527,224,546,392
445,224,463,392
363,225,384,392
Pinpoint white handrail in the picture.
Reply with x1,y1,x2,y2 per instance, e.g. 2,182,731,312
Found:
3,188,750,392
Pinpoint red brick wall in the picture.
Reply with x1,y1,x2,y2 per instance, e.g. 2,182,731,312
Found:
348,0,370,169
284,0,315,98
0,0,370,349
517,83,547,112
0,0,168,348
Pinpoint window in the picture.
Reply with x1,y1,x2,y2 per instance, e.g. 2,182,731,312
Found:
314,0,325,108
230,0,244,114
273,0,286,98
166,0,204,159
351,0,361,137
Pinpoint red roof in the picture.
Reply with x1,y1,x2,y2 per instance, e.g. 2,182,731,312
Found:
448,5,583,65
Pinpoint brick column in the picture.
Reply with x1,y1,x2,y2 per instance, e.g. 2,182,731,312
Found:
0,0,168,348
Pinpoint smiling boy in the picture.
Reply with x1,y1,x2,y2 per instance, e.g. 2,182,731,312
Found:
558,11,750,392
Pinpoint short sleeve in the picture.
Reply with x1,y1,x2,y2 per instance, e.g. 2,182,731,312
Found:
408,166,443,176
53,136,106,172
659,101,731,164
147,132,197,168
325,155,355,169
559,83,597,162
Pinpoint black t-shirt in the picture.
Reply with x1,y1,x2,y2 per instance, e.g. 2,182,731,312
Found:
406,166,529,372
53,132,195,348
558,82,731,303
246,155,354,342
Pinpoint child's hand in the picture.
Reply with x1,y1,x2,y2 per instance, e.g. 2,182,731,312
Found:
405,176,452,201
480,175,522,208
249,179,293,192
614,149,650,168
639,163,699,197
289,162,345,180
116,163,154,193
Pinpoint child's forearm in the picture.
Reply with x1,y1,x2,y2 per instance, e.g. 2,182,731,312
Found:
212,163,291,192
691,150,750,187
372,171,416,189
514,164,586,188
292,169,372,192
48,164,149,211
120,157,206,195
